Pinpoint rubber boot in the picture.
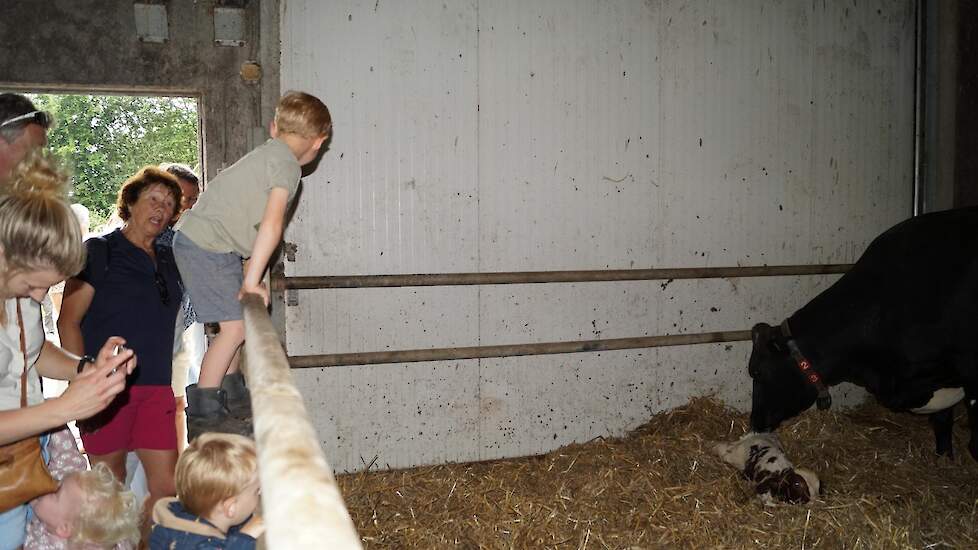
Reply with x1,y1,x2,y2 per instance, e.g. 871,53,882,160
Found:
221,372,253,422
185,384,252,441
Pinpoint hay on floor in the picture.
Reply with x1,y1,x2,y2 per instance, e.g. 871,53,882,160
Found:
337,397,978,549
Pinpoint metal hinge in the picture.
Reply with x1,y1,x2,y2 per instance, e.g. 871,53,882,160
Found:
284,242,298,262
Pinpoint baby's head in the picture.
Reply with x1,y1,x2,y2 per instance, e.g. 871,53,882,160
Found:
31,462,140,545
177,433,260,530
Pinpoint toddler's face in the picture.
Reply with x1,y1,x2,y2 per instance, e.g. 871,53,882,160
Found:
31,475,84,537
230,474,262,526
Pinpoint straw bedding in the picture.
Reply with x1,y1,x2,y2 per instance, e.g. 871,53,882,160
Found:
337,397,978,549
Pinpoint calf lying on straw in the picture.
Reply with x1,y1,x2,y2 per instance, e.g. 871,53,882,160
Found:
714,432,820,506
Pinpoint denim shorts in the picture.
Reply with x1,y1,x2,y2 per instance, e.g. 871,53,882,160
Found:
172,232,244,323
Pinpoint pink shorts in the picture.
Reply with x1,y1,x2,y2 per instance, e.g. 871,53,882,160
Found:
80,385,177,455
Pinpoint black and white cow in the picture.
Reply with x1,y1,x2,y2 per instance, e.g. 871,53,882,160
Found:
714,432,820,505
748,206,978,460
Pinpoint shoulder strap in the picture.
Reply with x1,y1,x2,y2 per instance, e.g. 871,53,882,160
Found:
84,234,112,288
16,300,28,408
104,235,112,275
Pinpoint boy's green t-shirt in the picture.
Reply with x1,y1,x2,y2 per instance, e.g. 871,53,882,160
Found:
175,138,301,258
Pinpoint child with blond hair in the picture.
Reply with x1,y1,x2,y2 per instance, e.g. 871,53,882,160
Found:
149,433,263,548
172,91,331,439
26,427,141,549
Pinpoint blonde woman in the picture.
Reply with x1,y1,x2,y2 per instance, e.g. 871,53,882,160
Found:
0,150,136,549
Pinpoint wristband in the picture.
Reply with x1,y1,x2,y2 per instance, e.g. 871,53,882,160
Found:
77,355,96,374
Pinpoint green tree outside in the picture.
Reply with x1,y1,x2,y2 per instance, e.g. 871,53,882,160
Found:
30,94,199,228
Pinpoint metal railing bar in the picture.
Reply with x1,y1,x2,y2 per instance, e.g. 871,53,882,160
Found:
288,329,753,368
274,264,851,290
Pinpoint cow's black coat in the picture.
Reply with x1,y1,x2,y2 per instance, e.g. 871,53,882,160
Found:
748,207,978,459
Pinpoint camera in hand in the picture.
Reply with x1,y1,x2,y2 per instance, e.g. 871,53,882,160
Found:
109,344,129,376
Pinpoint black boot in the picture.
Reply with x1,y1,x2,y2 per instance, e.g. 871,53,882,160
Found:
185,384,252,441
221,372,253,422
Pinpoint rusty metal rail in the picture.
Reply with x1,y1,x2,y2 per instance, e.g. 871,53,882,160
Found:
274,263,853,290
289,330,753,368
282,263,849,369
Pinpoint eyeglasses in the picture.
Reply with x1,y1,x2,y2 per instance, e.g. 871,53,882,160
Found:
0,110,52,129
154,270,170,306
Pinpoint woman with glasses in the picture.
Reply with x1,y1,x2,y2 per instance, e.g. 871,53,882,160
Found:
59,166,183,540
0,150,136,549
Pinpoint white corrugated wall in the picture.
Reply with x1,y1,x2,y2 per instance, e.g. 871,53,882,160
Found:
280,0,915,472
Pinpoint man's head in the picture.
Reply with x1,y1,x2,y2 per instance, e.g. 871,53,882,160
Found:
0,93,51,180
161,162,201,218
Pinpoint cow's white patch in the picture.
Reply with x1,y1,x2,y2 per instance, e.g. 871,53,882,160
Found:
911,387,965,414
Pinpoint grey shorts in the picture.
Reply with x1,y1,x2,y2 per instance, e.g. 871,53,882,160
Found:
172,231,244,323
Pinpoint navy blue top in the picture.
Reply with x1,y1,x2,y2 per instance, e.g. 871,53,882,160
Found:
78,229,182,386
150,499,257,550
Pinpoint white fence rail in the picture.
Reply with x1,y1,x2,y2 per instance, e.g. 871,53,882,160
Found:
241,294,362,549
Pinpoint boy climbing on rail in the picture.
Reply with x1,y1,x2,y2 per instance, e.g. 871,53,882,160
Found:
172,91,332,438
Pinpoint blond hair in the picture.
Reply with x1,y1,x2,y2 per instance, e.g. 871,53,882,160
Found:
0,150,84,321
70,462,141,546
274,91,332,138
176,433,258,517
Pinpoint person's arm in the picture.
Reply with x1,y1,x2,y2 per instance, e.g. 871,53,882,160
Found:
33,340,83,381
0,336,136,445
239,187,289,306
0,401,74,446
56,277,94,356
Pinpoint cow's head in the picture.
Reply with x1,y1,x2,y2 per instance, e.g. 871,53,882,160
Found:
748,323,818,432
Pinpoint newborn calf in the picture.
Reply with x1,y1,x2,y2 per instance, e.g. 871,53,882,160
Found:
714,432,820,505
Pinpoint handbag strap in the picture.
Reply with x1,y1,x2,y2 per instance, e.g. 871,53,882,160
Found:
16,300,29,409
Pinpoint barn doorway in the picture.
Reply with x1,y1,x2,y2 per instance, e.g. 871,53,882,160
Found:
27,92,201,232
25,92,201,400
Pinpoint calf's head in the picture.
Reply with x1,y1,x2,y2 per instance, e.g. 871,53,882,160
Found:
748,323,818,432
756,467,821,505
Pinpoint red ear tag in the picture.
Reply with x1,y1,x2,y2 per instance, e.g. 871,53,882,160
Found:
799,360,811,371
